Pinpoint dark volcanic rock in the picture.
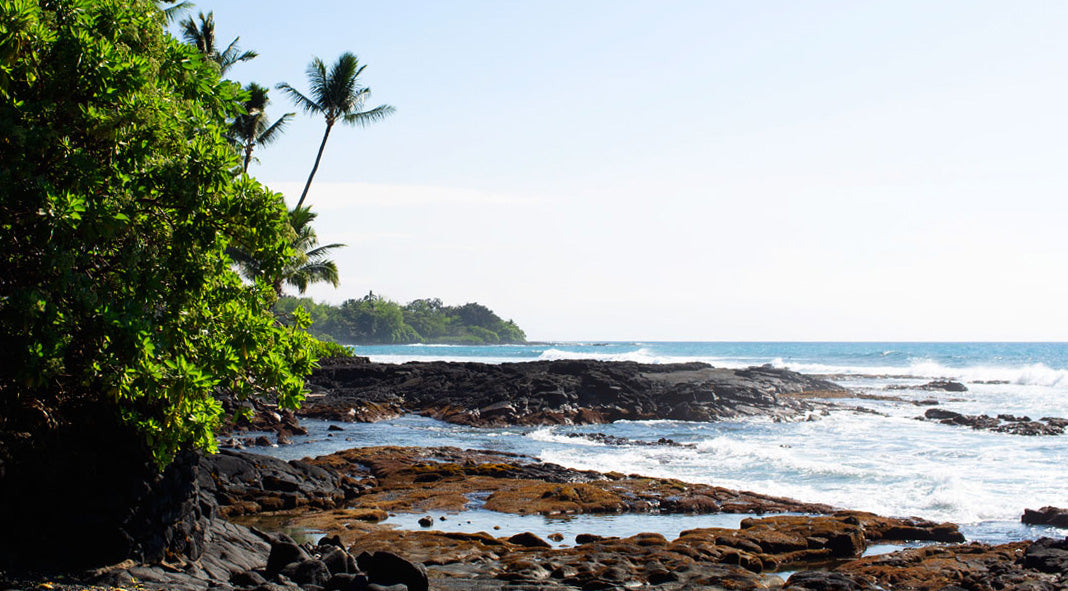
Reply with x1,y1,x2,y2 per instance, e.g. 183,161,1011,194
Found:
564,432,691,447
921,409,1066,436
920,380,967,392
266,542,309,576
357,550,429,591
507,532,553,548
1023,507,1068,528
304,358,846,427
198,449,363,517
890,380,968,392
1021,537,1068,573
785,570,874,590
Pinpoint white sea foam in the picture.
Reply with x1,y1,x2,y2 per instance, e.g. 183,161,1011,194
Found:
535,347,665,363
362,344,1068,389
526,427,605,447
527,349,1068,388
363,354,523,364
767,358,1068,387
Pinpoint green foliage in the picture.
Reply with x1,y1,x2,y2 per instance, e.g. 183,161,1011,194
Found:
276,294,527,345
230,205,344,296
0,0,321,467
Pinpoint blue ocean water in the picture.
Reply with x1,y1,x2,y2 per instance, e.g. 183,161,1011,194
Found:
351,341,1068,387
252,342,1068,544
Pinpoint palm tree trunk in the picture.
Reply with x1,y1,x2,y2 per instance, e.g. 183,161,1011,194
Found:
295,122,333,210
243,143,254,173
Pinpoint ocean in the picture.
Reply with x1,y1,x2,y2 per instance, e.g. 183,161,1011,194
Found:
250,342,1068,544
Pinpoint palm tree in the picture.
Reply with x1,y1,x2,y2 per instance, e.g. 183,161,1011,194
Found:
277,52,395,210
156,1,193,24
179,11,257,75
229,83,295,173
230,206,345,296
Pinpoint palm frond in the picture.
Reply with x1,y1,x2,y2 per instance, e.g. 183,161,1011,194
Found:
179,15,202,49
306,58,329,106
158,1,194,24
276,83,322,115
286,261,340,293
218,38,258,74
257,113,295,146
304,243,346,259
180,11,215,55
342,104,396,127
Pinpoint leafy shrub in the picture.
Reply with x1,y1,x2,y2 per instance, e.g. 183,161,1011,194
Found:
0,0,320,467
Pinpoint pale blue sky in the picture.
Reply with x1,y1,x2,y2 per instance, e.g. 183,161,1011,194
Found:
191,1,1068,340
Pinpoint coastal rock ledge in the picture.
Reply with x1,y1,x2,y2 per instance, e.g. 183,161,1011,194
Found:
301,357,846,426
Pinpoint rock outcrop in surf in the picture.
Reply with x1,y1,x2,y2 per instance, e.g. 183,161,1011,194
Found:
300,357,846,426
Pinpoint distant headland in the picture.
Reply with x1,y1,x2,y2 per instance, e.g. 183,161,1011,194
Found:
276,293,526,345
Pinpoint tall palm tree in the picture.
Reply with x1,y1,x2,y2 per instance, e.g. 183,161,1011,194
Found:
179,11,257,75
229,83,295,173
277,52,394,210
230,206,345,296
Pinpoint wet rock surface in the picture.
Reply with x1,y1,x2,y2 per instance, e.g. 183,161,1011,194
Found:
302,358,846,426
920,408,1067,435
563,432,692,447
887,380,968,392
1023,506,1068,529
293,445,837,516
6,441,1061,591
832,540,1068,591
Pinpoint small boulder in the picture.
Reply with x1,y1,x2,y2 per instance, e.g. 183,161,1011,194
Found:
279,559,331,587
924,408,962,421
266,541,309,576
231,570,267,587
320,547,351,575
920,380,967,392
417,515,433,527
507,532,552,548
1021,537,1068,574
357,550,429,591
785,570,872,590
576,533,616,545
325,573,369,591
1022,506,1068,528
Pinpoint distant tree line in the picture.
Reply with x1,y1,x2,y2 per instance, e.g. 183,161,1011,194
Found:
275,294,526,345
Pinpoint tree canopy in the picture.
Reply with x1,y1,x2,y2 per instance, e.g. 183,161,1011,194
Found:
0,0,323,467
276,295,527,345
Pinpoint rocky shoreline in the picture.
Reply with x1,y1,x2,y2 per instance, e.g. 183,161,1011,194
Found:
7,444,1064,591
5,359,1067,590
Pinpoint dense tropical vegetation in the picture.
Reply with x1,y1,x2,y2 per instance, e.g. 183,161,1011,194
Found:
0,0,369,467
276,295,527,345
231,206,345,296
